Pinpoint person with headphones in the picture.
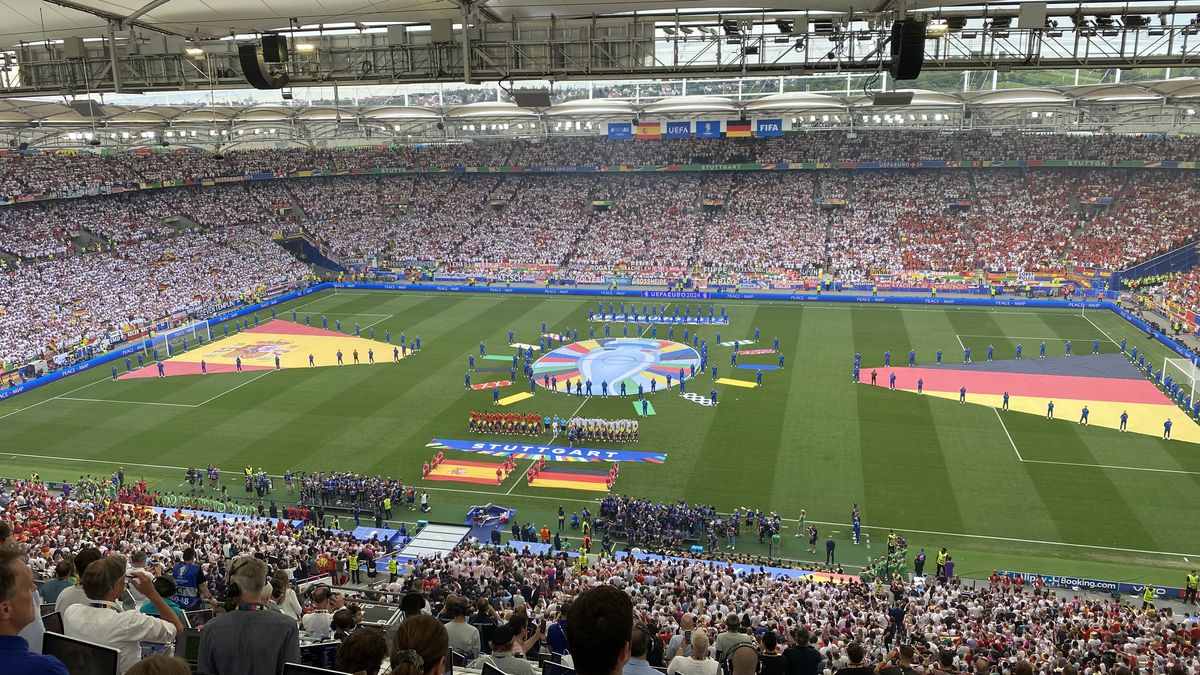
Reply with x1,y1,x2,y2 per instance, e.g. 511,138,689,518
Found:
726,642,758,675
301,585,342,640
197,556,300,675
623,623,661,675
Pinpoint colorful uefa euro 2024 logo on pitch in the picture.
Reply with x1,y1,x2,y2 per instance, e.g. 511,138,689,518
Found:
531,338,700,394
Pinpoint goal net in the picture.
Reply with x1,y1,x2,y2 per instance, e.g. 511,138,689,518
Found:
1162,357,1198,406
146,319,211,359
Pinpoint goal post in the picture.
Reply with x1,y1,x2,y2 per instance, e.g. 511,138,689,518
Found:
1163,357,1198,405
145,319,211,359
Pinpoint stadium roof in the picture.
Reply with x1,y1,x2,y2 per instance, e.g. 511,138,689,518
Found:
0,0,1186,45
3,80,1199,129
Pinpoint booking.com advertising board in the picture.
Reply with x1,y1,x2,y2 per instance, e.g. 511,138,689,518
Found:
1000,571,1185,598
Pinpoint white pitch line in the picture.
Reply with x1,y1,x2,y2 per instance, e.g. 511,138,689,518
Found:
788,516,1200,559
994,406,1200,475
287,294,339,312
993,407,1024,461
1022,457,1200,476
301,312,395,318
195,370,273,407
956,335,1086,341
955,333,966,352
361,314,395,331
56,396,196,408
0,376,110,421
1081,311,1121,347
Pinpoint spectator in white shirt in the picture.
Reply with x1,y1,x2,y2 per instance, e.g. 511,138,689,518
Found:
300,585,340,639
667,632,718,675
62,554,182,675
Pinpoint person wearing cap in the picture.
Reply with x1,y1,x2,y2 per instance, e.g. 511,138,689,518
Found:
469,624,534,675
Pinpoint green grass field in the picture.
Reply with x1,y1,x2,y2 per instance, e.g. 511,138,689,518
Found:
3,289,1197,588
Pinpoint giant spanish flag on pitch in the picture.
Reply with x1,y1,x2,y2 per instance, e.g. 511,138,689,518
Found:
426,459,504,485
120,320,402,379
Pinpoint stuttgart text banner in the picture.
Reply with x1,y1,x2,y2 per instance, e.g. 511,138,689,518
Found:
426,439,666,463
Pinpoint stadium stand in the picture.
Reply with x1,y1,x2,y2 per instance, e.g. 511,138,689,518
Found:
10,144,1200,371
1,480,1195,675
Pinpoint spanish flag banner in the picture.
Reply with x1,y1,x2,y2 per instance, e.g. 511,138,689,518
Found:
636,121,662,139
725,120,752,137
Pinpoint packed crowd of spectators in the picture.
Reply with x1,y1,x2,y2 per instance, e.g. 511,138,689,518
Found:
9,132,1200,200
965,169,1069,272
10,142,1200,369
695,173,825,278
569,174,704,276
0,224,307,366
1068,171,1200,270
838,131,957,162
457,176,599,266
4,476,1200,675
958,132,1090,162
0,182,291,257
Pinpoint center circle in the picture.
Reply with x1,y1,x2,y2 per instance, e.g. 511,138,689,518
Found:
531,337,702,395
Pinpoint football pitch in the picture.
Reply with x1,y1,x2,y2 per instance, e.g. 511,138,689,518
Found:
2,288,1198,587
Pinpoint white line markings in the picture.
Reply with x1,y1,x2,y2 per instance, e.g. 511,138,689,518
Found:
993,407,1024,461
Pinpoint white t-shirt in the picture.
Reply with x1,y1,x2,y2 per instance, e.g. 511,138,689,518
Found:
55,585,89,614
64,600,177,675
667,656,720,675
302,610,333,639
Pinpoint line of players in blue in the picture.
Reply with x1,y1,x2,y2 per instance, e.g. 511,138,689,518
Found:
589,301,730,325
851,336,1188,440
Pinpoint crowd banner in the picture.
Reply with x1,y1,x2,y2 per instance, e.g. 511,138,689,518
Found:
1000,571,1186,599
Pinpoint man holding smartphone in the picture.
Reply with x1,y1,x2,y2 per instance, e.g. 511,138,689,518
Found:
665,614,694,661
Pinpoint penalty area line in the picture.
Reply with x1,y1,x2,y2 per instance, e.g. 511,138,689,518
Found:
0,376,110,421
993,407,1024,461
195,370,273,407
995,406,1199,475
56,397,196,408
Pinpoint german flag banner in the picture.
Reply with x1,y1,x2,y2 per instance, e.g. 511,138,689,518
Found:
725,120,752,137
530,466,611,492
